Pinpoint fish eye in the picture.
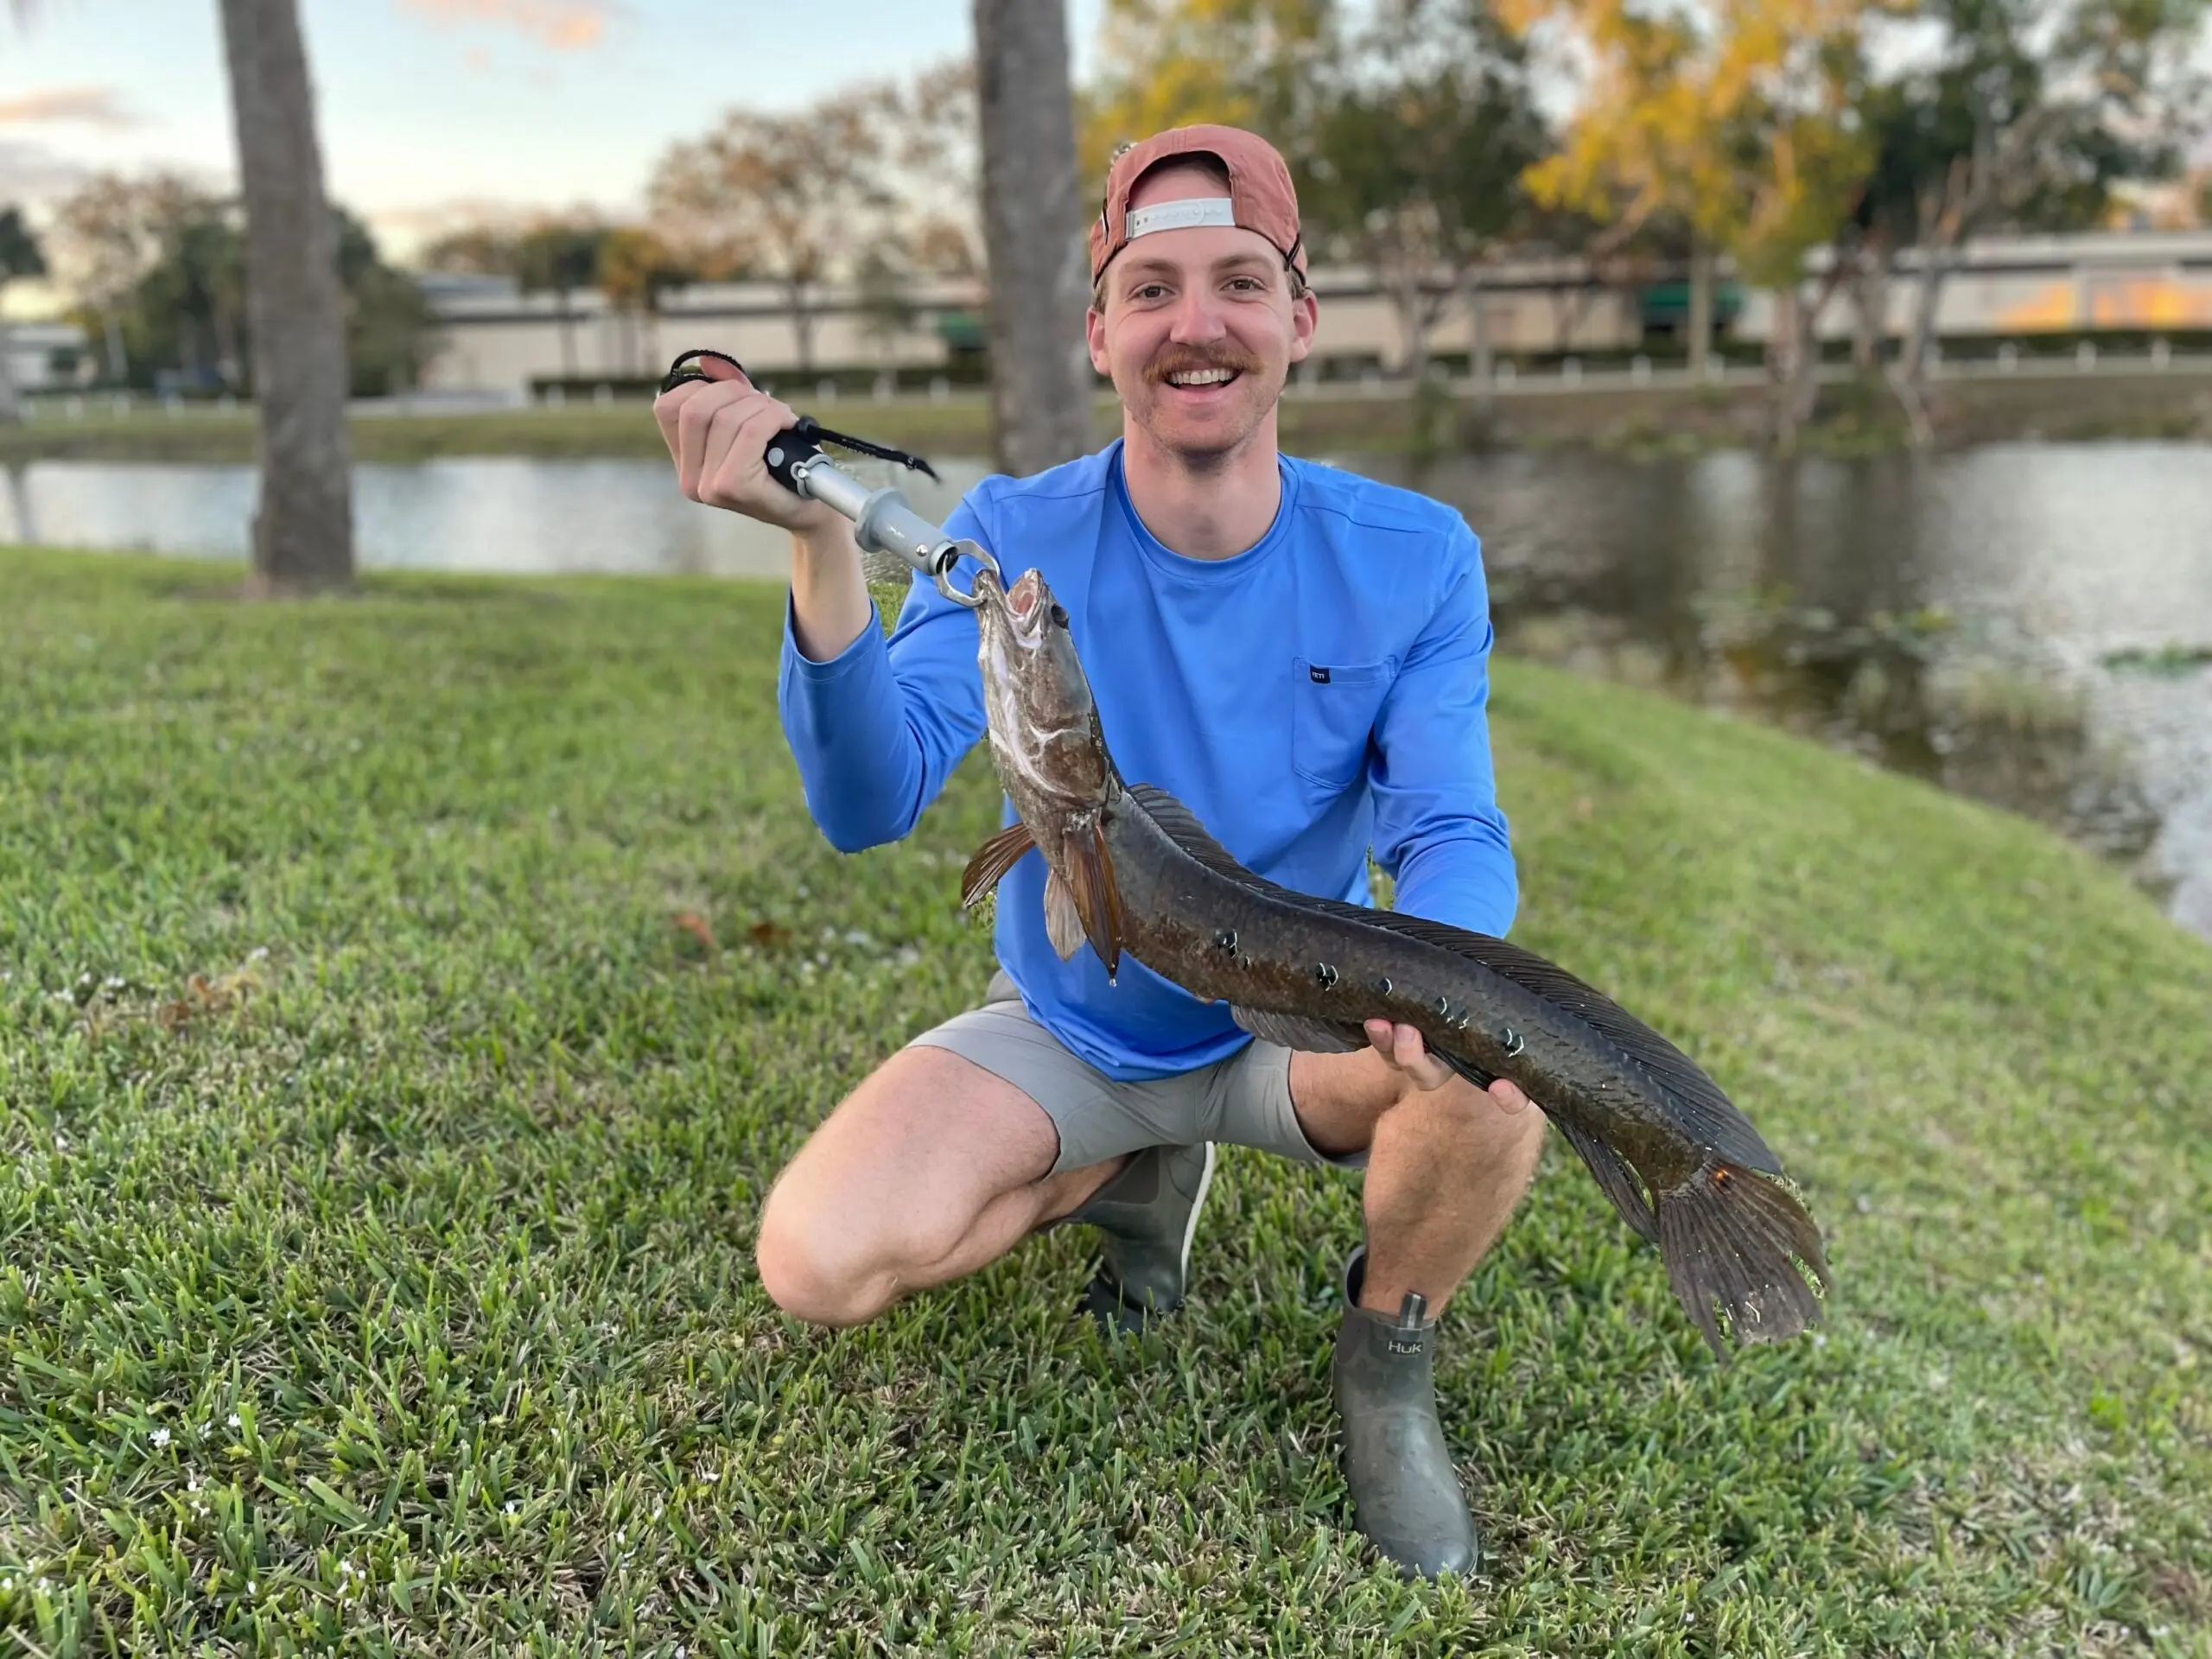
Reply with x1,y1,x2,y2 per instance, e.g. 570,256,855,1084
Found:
1048,602,1070,627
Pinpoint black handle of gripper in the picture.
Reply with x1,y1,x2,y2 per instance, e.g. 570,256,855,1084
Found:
761,423,825,495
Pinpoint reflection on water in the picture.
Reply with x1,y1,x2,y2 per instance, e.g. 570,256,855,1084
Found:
1372,445,2212,938
0,455,989,581
5,445,2209,940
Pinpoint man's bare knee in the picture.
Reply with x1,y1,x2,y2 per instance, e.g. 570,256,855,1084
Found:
755,1186,891,1327
756,1160,987,1327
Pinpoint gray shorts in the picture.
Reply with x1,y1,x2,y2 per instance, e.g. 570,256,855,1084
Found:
908,970,1367,1175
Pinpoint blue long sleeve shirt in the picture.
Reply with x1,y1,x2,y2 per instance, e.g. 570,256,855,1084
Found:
778,440,1517,1081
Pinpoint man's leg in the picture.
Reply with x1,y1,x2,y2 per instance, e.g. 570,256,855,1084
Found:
1281,1045,1546,1580
755,1044,1127,1327
1290,1051,1547,1313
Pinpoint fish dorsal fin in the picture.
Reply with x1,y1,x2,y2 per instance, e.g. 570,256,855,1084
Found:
1122,783,1776,1174
1122,784,1258,886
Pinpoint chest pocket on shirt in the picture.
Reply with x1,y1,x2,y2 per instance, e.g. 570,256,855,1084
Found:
1292,658,1394,790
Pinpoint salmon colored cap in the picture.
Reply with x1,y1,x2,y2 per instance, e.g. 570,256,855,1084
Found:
1088,123,1306,288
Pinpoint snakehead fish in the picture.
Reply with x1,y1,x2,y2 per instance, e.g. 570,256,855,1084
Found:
959,567,1830,1355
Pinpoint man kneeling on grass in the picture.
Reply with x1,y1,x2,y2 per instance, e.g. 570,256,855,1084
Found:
653,124,1540,1579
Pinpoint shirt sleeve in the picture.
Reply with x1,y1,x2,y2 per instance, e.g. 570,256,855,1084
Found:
774,490,995,853
1366,520,1519,938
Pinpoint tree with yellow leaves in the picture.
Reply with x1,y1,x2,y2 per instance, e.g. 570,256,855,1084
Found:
1077,0,1335,187
1504,0,1873,433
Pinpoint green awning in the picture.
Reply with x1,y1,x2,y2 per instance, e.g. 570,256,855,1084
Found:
934,310,988,350
1640,281,1744,322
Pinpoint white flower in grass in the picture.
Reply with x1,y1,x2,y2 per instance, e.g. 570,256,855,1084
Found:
504,1500,518,1516
248,1581,257,1595
226,1413,241,1429
150,1427,170,1447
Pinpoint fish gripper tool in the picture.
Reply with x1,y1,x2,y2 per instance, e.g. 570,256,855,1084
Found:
659,346,1001,609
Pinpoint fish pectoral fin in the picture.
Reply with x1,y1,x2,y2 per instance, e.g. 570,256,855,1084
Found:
1042,871,1086,960
1062,821,1127,981
1230,1007,1367,1053
960,822,1035,908
1551,1116,1659,1245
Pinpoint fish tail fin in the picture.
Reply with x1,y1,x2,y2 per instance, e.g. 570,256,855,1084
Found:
1654,1157,1831,1357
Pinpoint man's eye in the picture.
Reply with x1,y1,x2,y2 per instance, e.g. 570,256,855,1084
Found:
1132,283,1168,301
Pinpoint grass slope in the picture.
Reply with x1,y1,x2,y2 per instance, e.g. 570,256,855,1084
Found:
1,549,2207,1657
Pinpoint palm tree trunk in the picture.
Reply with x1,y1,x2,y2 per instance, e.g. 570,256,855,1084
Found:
973,0,1092,475
216,0,353,592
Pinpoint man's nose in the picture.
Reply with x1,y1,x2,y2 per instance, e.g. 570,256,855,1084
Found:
1166,286,1228,344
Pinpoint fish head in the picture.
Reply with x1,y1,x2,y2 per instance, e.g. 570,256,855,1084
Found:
973,568,1115,827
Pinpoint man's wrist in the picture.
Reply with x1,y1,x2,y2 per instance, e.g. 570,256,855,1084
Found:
791,518,860,567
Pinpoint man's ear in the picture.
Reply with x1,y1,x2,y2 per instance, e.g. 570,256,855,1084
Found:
1085,304,1111,376
1287,288,1319,363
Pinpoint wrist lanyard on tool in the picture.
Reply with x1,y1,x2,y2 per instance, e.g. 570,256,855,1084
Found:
659,347,1001,610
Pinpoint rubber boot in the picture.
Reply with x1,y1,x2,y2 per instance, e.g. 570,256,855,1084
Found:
1058,1142,1216,1334
1330,1246,1478,1579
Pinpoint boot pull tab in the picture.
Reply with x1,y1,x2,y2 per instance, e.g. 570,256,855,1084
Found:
1389,1292,1429,1352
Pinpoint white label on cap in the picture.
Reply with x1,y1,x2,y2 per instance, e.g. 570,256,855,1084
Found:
1125,197,1237,239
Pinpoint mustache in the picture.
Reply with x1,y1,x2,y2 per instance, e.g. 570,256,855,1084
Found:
1143,342,1263,385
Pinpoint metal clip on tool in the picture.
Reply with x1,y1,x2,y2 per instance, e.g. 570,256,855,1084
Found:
658,348,1001,610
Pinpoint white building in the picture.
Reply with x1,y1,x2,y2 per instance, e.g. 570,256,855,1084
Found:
3,320,94,392
414,229,2212,399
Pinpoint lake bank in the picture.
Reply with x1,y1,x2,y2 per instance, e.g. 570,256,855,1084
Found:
9,361,2212,466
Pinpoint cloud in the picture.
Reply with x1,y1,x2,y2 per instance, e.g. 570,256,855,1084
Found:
0,137,87,200
0,86,143,130
397,0,624,51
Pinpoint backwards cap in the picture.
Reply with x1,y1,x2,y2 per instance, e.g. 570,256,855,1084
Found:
1087,123,1306,288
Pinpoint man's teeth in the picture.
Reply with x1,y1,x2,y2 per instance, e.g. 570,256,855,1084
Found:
1167,368,1236,386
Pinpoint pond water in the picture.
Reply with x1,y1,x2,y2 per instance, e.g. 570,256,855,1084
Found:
5,445,2209,941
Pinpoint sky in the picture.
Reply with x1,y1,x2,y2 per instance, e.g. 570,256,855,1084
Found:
0,0,1108,280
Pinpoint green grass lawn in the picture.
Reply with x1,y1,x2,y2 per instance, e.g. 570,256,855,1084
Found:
2,548,2208,1656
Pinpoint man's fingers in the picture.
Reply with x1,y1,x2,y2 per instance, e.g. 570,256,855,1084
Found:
651,379,701,463
671,380,758,499
700,396,800,512
1487,1077,1535,1114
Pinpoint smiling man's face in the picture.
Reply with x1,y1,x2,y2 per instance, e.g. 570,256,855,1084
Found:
1086,162,1319,469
